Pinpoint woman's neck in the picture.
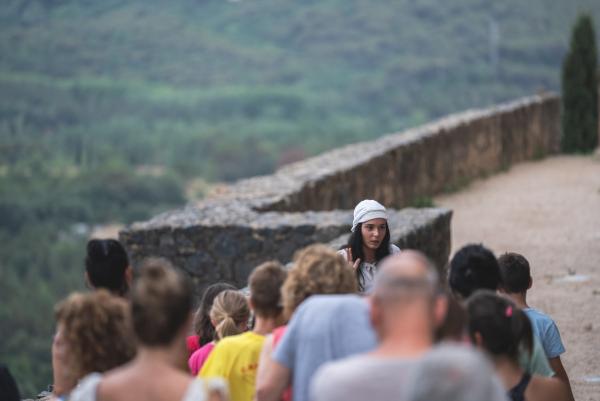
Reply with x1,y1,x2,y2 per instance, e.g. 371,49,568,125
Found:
493,355,525,390
362,246,376,263
134,344,184,371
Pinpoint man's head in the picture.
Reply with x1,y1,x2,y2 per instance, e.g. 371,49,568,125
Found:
249,261,287,319
497,252,532,294
448,244,500,300
370,251,445,340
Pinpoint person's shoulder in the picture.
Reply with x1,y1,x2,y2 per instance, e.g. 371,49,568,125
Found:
298,294,365,313
528,375,569,401
525,308,557,328
389,244,401,254
184,378,228,401
313,355,374,387
70,373,103,401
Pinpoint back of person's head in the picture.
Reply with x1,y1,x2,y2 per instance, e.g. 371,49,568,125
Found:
466,290,533,360
85,239,130,296
210,290,250,340
54,290,135,383
282,244,357,319
449,244,500,299
497,252,531,294
434,291,467,342
131,258,193,346
249,261,287,318
370,251,444,339
194,282,237,344
372,250,439,304
403,344,506,401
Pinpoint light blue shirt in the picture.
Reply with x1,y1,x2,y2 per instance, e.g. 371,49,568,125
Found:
272,295,377,401
524,307,565,359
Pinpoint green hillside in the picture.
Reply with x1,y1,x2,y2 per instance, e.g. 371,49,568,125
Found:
1,0,599,396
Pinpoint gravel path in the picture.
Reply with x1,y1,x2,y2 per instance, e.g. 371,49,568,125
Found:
435,155,600,401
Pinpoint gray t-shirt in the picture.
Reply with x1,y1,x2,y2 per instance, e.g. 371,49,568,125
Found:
310,344,509,401
272,294,377,401
310,354,418,401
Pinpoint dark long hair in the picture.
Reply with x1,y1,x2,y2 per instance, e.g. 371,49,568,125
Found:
193,282,237,346
466,290,533,361
344,222,391,291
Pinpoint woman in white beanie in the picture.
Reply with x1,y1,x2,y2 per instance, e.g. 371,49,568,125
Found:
338,199,400,292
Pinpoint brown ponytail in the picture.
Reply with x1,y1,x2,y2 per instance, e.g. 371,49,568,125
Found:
210,290,249,341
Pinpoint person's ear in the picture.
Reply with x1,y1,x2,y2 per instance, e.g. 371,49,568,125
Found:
124,266,133,286
369,296,382,331
433,294,448,328
84,272,93,290
473,331,484,348
527,276,533,290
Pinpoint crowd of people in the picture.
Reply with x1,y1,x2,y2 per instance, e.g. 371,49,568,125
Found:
1,199,575,401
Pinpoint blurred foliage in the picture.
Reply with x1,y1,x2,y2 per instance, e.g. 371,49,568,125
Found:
561,14,599,152
1,0,600,396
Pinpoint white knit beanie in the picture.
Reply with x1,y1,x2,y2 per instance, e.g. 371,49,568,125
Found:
351,199,388,232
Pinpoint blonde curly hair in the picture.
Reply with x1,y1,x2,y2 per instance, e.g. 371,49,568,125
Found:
54,290,135,384
282,244,357,319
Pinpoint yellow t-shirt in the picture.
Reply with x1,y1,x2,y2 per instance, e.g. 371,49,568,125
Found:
199,331,265,401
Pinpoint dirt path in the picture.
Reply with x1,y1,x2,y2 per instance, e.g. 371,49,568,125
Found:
435,155,600,401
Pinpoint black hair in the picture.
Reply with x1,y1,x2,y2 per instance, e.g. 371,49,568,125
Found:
497,252,531,294
193,282,237,345
345,222,391,291
85,239,129,296
466,290,533,360
448,244,500,299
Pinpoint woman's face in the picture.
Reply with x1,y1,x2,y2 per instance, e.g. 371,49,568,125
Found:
360,218,387,250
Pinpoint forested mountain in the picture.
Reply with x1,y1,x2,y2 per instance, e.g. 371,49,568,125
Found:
1,0,599,396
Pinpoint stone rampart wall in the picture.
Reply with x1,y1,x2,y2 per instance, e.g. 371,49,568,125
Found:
120,93,559,295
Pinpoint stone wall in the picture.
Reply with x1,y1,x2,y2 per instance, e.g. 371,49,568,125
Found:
120,93,560,294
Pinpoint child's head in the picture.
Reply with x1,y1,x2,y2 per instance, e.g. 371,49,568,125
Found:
210,290,250,340
466,290,533,361
193,282,237,343
282,244,357,319
448,244,500,299
249,261,287,319
497,252,532,294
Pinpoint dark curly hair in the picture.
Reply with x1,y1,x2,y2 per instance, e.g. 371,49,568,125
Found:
448,244,500,299
497,252,531,294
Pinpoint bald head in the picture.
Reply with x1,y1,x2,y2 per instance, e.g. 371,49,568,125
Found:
372,251,439,302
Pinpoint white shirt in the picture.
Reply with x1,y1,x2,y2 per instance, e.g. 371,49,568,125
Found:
338,244,401,292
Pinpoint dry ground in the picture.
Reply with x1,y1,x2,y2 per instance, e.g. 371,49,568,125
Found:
435,155,600,401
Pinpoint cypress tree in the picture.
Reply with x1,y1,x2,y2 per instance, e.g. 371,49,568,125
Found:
561,14,598,153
